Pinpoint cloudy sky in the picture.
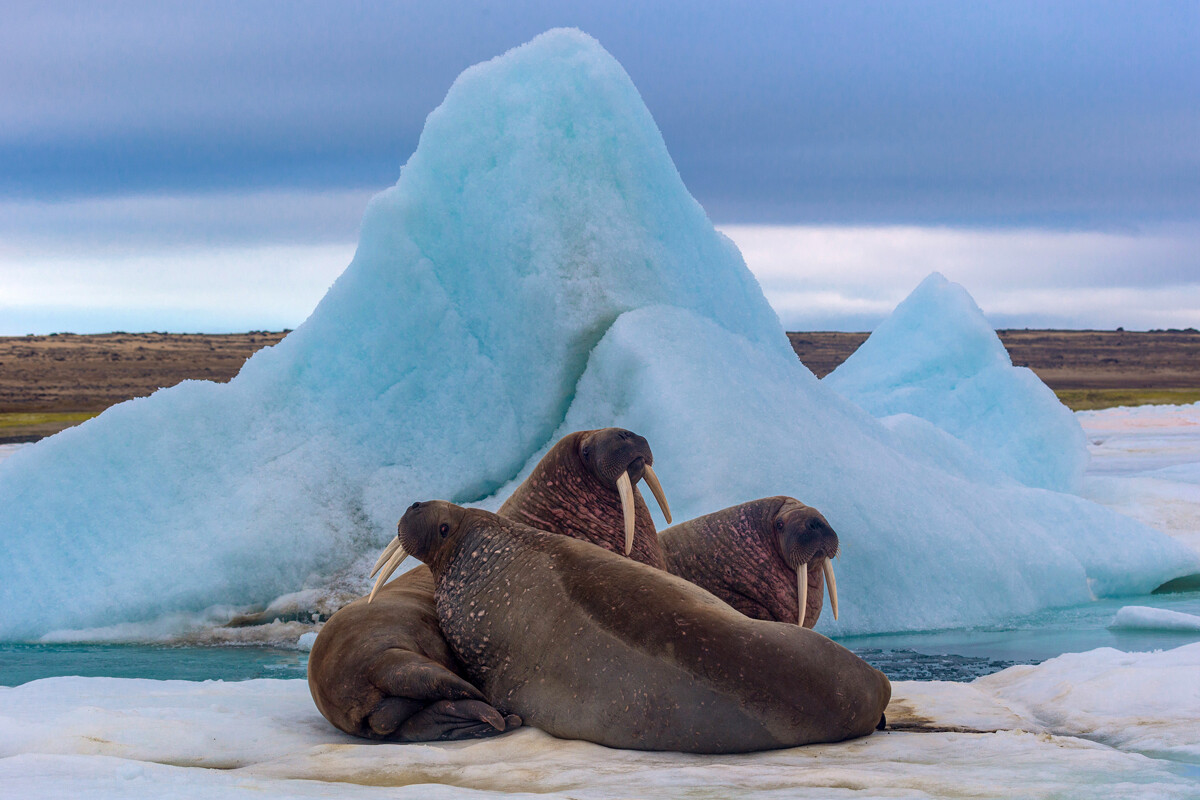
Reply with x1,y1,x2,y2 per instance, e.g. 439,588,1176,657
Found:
2,0,1197,333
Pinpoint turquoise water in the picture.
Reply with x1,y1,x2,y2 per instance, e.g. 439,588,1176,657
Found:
0,642,309,686
842,588,1200,680
3,590,1197,687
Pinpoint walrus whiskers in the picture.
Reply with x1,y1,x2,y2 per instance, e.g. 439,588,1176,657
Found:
369,545,409,603
642,465,672,524
616,471,636,555
797,562,808,626
823,559,839,620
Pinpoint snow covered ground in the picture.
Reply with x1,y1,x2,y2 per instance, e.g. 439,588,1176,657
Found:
2,643,1198,799
1080,402,1200,557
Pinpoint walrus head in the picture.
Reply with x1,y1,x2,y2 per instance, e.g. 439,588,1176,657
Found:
368,501,468,602
577,428,672,555
773,499,840,625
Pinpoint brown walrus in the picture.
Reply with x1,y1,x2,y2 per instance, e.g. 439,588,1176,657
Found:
306,564,519,740
396,500,890,753
659,497,840,628
498,428,669,568
308,427,672,741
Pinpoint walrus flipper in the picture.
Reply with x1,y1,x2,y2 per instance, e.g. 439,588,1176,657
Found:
364,648,519,741
368,648,487,703
398,699,522,742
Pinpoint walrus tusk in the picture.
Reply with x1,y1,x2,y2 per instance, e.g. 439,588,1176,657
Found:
641,465,672,525
370,537,402,578
616,471,635,556
823,559,839,620
369,545,409,603
797,562,808,626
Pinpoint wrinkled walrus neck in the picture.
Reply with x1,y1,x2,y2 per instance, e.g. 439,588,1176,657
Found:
420,511,495,581
660,497,824,628
499,431,665,569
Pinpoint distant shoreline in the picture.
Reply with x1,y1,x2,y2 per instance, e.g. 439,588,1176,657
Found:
2,329,1198,442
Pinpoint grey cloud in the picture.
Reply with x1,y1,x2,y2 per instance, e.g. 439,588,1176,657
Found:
2,0,1198,226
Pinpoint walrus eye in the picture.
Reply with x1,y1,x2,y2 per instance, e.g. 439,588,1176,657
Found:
439,523,449,537
775,519,784,531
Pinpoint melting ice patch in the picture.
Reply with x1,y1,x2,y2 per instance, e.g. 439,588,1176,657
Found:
0,29,1196,641
1079,402,1200,557
826,272,1089,493
1110,606,1200,632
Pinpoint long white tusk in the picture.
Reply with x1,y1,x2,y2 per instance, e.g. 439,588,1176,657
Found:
616,470,635,556
797,562,808,627
370,538,402,578
368,546,408,603
641,465,672,525
823,559,839,621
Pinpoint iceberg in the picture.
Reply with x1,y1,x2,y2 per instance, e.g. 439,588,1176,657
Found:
0,29,1195,640
825,272,1089,493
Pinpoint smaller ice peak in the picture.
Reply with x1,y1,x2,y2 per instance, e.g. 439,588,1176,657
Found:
1109,605,1200,632
826,272,1088,493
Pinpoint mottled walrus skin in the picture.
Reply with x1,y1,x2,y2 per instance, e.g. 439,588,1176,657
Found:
660,497,839,628
499,428,666,568
402,501,891,754
308,427,670,741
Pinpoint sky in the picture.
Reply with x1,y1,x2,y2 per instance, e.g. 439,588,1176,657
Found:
2,0,1198,333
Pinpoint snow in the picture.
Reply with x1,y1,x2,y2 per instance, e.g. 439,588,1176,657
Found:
0,30,1196,642
1111,606,1200,632
1078,402,1200,556
3,645,1199,799
824,272,1089,493
976,642,1200,764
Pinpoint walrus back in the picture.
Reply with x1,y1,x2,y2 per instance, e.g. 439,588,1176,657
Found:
436,521,890,753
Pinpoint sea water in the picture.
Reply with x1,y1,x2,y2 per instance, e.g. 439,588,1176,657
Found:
3,589,1197,686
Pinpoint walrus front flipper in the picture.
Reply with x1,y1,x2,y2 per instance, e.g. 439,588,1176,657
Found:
398,699,522,742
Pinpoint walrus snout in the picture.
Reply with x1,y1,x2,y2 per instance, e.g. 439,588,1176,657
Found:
579,428,672,555
579,428,653,485
776,502,841,624
369,501,468,602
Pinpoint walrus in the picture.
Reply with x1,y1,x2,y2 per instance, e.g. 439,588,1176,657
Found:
308,427,673,741
306,565,519,740
659,497,840,628
497,428,670,568
395,500,891,753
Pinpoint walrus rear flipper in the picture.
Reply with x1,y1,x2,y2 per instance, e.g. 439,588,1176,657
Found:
366,649,519,741
368,648,486,702
398,699,522,742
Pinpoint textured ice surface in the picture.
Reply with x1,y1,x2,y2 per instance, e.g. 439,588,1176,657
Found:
0,30,1195,641
976,642,1200,764
3,645,1199,799
0,30,777,639
497,305,1198,635
826,272,1089,493
1080,403,1200,556
1111,606,1200,632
